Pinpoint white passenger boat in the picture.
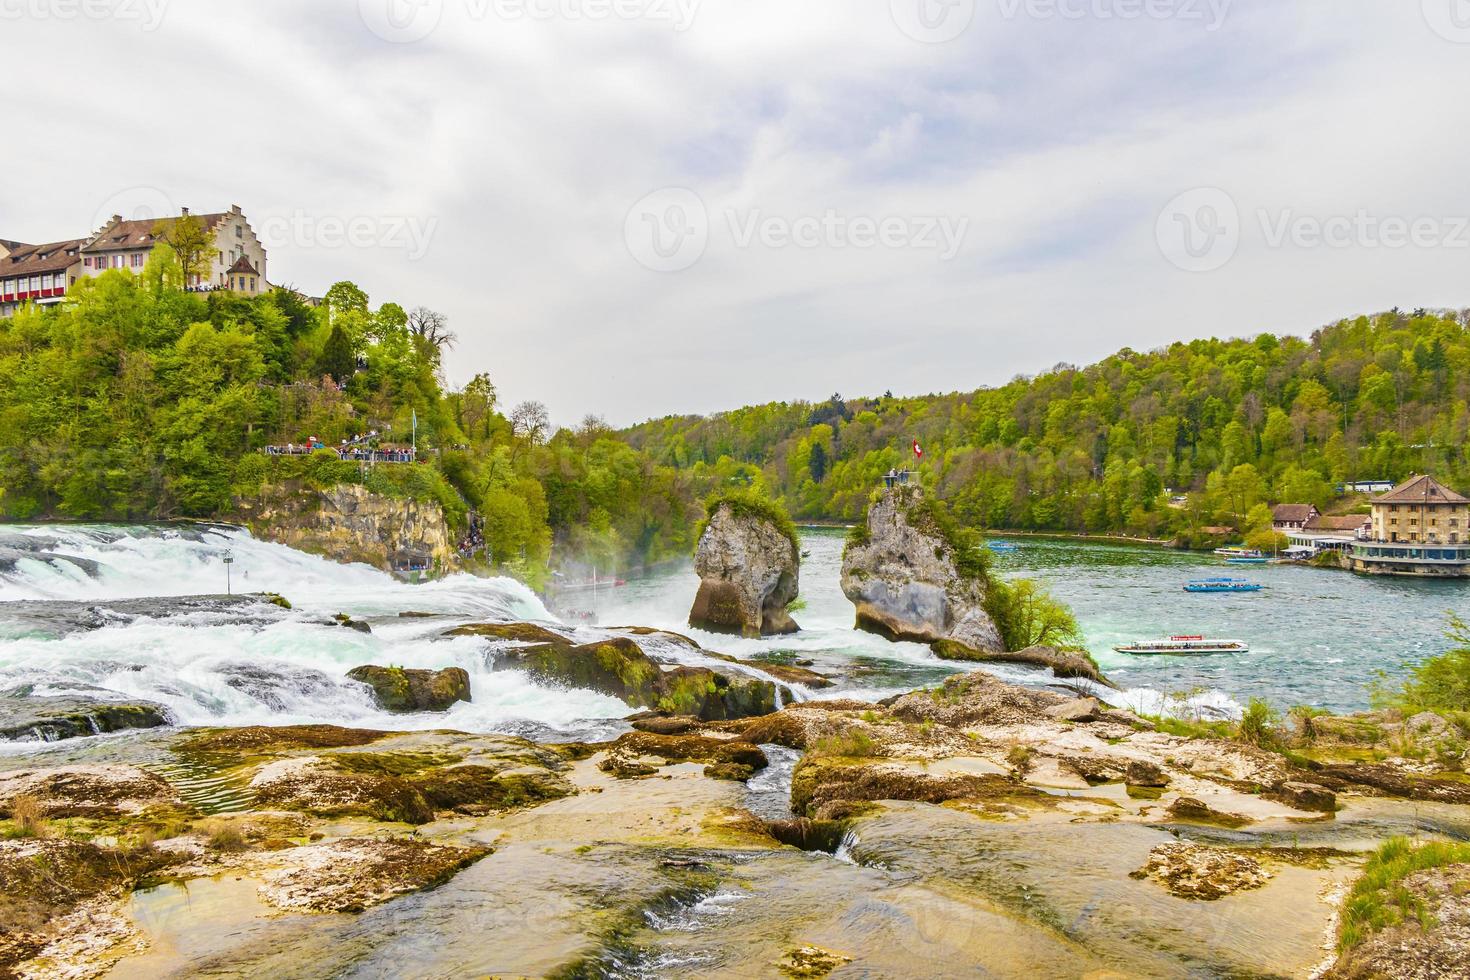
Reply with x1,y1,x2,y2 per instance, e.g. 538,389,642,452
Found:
1113,635,1248,656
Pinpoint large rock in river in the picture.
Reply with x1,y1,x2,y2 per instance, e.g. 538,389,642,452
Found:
346,666,471,713
494,637,784,721
688,499,800,637
840,486,1003,655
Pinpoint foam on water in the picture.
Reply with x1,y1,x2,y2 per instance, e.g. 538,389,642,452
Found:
0,523,1255,743
0,524,625,739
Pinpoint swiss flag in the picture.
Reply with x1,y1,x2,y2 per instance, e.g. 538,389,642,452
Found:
913,440,923,459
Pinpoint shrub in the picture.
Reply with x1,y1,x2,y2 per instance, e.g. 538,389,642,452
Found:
985,577,1083,652
1236,698,1282,750
697,489,798,552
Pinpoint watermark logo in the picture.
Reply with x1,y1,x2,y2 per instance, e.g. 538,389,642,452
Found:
625,188,709,272
1258,210,1470,251
726,210,969,260
624,189,970,271
1156,187,1239,273
0,0,169,31
891,0,976,43
90,186,180,236
359,0,699,41
996,0,1231,31
258,211,439,261
1422,0,1470,43
359,0,444,42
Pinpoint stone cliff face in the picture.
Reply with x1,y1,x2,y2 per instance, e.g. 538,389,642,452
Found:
688,503,800,637
840,486,1002,655
235,484,454,573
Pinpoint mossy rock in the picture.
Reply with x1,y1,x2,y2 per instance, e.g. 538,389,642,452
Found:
409,766,574,814
0,696,171,742
500,638,782,721
791,756,1046,819
346,666,471,713
609,731,769,771
444,622,568,645
181,725,389,754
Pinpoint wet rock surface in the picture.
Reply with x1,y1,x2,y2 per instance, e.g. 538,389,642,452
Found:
1131,841,1272,900
0,665,1467,979
345,665,471,713
0,695,172,742
492,635,784,721
688,501,801,637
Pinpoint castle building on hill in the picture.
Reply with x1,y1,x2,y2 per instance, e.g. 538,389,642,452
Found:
0,205,268,317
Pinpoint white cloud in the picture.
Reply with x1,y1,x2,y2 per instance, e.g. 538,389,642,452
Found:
2,0,1467,425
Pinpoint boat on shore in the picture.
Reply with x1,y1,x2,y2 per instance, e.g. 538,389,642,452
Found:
1114,635,1249,656
1184,578,1263,594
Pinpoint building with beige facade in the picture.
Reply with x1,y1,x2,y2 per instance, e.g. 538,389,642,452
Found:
1349,475,1470,577
1,205,268,316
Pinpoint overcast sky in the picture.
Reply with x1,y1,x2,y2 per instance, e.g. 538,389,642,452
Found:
5,1,1470,425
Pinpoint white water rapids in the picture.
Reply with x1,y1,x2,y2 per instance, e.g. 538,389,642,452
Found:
0,524,1236,747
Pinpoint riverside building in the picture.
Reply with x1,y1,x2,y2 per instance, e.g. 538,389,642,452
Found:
1348,475,1470,577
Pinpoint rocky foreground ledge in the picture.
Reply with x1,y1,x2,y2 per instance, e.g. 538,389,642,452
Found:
3,668,1469,977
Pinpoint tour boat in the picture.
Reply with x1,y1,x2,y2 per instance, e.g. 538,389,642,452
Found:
1113,636,1249,656
1213,546,1264,559
1225,556,1270,566
1184,578,1263,594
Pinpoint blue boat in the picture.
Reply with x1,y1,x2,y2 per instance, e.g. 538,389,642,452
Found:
1185,577,1263,594
1225,557,1270,566
987,541,1019,554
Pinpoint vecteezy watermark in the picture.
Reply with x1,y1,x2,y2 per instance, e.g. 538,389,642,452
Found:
358,0,698,42
1156,187,1240,273
1258,210,1470,251
1158,187,1470,272
1421,0,1470,43
997,0,1231,30
258,211,439,261
726,210,969,260
0,0,168,29
624,188,969,271
624,188,710,273
890,0,977,43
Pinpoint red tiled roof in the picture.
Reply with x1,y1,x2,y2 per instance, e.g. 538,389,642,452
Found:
1,239,85,277
1272,504,1316,523
228,256,260,275
1373,475,1469,506
83,213,226,253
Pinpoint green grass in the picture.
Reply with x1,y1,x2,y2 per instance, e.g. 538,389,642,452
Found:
1339,837,1470,951
808,730,878,759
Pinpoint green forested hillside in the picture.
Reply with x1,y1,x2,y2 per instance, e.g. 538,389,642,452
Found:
622,310,1470,539
0,247,700,584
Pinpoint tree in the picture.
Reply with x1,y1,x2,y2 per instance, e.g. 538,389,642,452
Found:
510,400,550,446
324,281,369,321
154,214,219,288
408,306,457,352
316,323,355,385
